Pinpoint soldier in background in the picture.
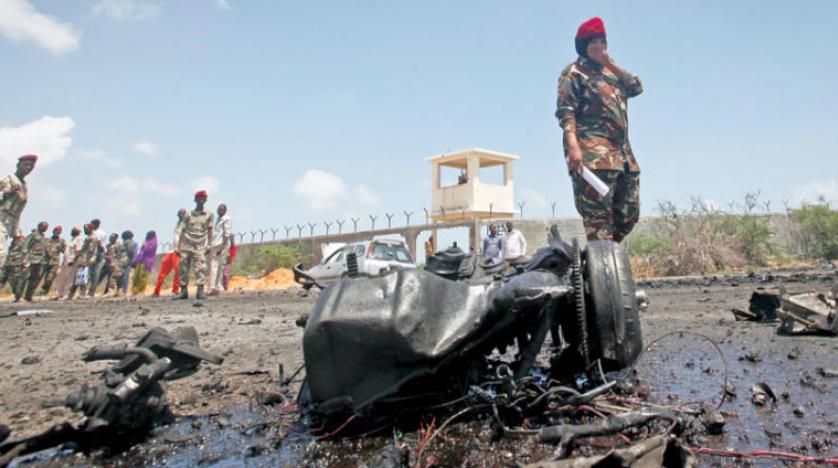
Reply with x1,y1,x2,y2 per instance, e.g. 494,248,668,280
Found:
0,155,36,266
0,235,27,301
175,191,213,300
556,17,643,242
119,231,138,296
41,226,66,296
208,203,231,296
104,233,128,297
67,224,98,300
55,226,83,299
22,221,49,302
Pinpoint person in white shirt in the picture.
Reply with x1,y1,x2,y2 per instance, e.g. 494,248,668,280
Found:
502,221,527,267
208,203,232,296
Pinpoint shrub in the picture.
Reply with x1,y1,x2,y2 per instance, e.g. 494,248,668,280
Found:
231,243,303,277
790,199,838,261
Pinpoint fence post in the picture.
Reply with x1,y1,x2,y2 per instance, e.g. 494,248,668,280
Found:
308,222,317,238
423,207,430,225
551,202,557,218
404,211,413,226
258,229,267,243
369,214,378,231
250,231,258,243
518,201,526,218
296,224,304,239
385,213,394,228
324,221,333,235
271,228,280,241
336,219,345,234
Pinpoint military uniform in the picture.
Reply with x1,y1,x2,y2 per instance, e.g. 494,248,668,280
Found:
22,229,48,301
0,174,27,266
0,239,27,300
556,55,643,242
105,241,128,294
41,235,66,294
67,232,98,299
178,209,214,288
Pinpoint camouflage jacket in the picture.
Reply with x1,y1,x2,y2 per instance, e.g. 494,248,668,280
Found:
24,230,48,264
106,242,128,269
79,233,98,266
44,236,66,266
556,56,643,173
5,241,26,267
0,174,27,232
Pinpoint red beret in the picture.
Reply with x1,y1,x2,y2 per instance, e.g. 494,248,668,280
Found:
576,17,606,40
18,154,38,163
195,190,208,198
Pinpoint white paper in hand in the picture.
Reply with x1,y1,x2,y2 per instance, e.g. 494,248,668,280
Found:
580,167,610,198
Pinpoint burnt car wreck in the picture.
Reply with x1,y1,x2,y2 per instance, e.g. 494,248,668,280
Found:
299,227,645,428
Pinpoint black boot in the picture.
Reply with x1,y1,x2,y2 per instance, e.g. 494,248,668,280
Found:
196,285,207,300
173,286,188,300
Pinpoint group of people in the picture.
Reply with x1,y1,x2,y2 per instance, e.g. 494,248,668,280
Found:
0,155,236,302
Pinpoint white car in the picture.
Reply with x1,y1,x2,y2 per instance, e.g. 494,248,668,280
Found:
294,238,415,289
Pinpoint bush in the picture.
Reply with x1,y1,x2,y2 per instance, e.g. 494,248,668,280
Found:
231,243,303,277
714,192,775,265
790,199,838,261
643,199,746,276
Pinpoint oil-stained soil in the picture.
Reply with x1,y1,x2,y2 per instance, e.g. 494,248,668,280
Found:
0,266,834,466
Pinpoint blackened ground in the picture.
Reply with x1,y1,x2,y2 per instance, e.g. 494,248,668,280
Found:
0,266,835,466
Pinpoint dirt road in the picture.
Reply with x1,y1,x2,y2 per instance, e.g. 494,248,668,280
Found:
0,268,834,465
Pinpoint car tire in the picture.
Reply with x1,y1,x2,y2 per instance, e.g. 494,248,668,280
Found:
583,240,643,371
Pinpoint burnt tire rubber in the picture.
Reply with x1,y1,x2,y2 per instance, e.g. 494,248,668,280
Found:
583,240,643,372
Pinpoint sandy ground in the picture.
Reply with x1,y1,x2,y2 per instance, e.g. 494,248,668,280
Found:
0,267,835,465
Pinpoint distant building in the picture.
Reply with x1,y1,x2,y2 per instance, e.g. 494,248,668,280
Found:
426,148,518,222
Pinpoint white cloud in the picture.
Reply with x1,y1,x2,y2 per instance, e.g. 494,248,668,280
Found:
133,141,158,156
520,189,549,210
91,0,160,22
105,175,180,217
790,179,838,206
0,0,80,54
190,176,220,196
292,170,347,210
215,0,231,10
355,183,381,206
75,148,124,168
0,116,74,173
30,184,65,205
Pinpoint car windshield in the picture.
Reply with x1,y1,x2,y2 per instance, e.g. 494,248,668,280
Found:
371,242,412,263
325,248,345,264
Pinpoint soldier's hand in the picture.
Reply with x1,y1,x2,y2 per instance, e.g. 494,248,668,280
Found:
566,146,584,173
588,44,611,67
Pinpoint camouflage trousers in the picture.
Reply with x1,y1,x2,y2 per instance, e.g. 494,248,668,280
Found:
571,169,640,242
23,264,46,301
41,264,60,294
0,265,26,299
179,249,208,287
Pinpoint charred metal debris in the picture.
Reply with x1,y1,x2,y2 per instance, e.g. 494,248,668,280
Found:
0,327,222,466
733,285,837,335
293,227,738,464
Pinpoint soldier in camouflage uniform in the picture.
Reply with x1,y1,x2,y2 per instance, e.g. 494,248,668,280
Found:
104,233,128,297
556,17,643,242
41,226,66,295
22,221,49,302
175,191,214,300
0,155,36,267
67,224,98,300
0,235,27,301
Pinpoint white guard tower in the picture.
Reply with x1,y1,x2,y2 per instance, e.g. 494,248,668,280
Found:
426,148,518,222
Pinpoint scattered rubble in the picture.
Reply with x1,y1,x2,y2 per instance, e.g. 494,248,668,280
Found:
732,285,837,335
0,327,222,466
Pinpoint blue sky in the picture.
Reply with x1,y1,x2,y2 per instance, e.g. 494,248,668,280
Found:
0,0,836,246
